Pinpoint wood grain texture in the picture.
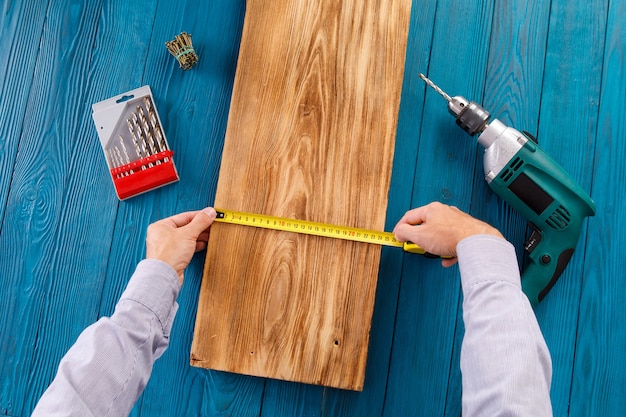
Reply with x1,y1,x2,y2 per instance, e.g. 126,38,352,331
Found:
192,0,412,390
320,0,439,413
261,0,433,410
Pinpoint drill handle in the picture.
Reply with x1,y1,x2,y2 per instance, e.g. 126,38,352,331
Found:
521,219,585,306
482,134,595,306
522,243,574,307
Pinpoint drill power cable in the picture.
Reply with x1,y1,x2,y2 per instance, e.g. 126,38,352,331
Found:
214,209,437,257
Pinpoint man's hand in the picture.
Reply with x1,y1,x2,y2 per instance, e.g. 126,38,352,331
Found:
146,207,217,284
393,202,503,267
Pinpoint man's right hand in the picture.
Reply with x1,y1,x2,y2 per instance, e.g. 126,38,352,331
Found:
393,202,503,267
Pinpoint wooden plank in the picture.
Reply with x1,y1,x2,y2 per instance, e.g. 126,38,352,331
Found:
570,0,626,414
382,0,494,414
191,0,412,390
260,0,432,409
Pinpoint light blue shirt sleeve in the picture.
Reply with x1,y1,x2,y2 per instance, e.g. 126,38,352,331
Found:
32,259,180,417
32,236,552,416
457,235,553,417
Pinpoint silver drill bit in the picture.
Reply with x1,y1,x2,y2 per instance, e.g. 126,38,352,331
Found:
118,135,131,164
112,146,121,166
136,106,147,131
146,131,161,164
149,111,158,130
148,107,167,152
146,110,163,152
127,119,144,159
133,113,153,167
132,114,148,154
134,106,156,155
144,96,169,160
139,107,157,155
419,73,452,102
105,149,115,169
418,73,489,134
133,106,146,136
131,112,139,126
143,96,153,112
112,146,123,177
118,135,134,174
114,147,129,176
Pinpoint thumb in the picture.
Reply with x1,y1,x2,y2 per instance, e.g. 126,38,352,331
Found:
184,207,217,237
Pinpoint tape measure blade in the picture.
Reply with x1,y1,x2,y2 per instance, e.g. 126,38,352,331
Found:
215,209,404,248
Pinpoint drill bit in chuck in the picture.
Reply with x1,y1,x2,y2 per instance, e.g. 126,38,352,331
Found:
419,73,491,136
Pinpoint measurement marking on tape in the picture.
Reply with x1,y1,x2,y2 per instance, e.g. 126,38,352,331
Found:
214,209,429,255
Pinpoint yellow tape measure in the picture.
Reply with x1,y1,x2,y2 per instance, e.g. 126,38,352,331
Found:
214,209,436,257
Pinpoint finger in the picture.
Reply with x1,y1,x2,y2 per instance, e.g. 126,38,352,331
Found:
393,223,422,244
393,206,428,233
184,207,217,237
441,257,458,268
195,241,208,253
165,211,202,228
196,231,210,243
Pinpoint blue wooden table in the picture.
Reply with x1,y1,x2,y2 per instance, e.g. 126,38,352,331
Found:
1,1,624,416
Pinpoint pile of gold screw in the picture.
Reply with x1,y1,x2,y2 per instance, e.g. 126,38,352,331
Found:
165,32,198,70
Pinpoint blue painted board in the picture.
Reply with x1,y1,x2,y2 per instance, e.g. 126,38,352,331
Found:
0,0,49,225
532,0,607,414
0,1,51,413
445,1,552,414
0,1,112,415
383,1,494,415
570,0,626,414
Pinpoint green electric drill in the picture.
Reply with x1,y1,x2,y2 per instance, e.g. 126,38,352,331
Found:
419,74,596,306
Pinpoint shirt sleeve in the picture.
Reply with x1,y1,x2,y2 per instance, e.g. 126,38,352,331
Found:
457,235,552,417
32,259,180,417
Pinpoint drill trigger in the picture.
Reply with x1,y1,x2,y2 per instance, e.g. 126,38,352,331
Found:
524,222,542,254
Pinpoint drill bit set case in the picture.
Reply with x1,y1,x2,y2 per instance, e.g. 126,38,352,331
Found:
92,86,179,200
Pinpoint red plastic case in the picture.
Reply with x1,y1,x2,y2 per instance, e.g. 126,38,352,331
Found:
92,86,179,200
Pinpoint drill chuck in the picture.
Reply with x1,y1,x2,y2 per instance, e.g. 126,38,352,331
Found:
450,98,491,136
